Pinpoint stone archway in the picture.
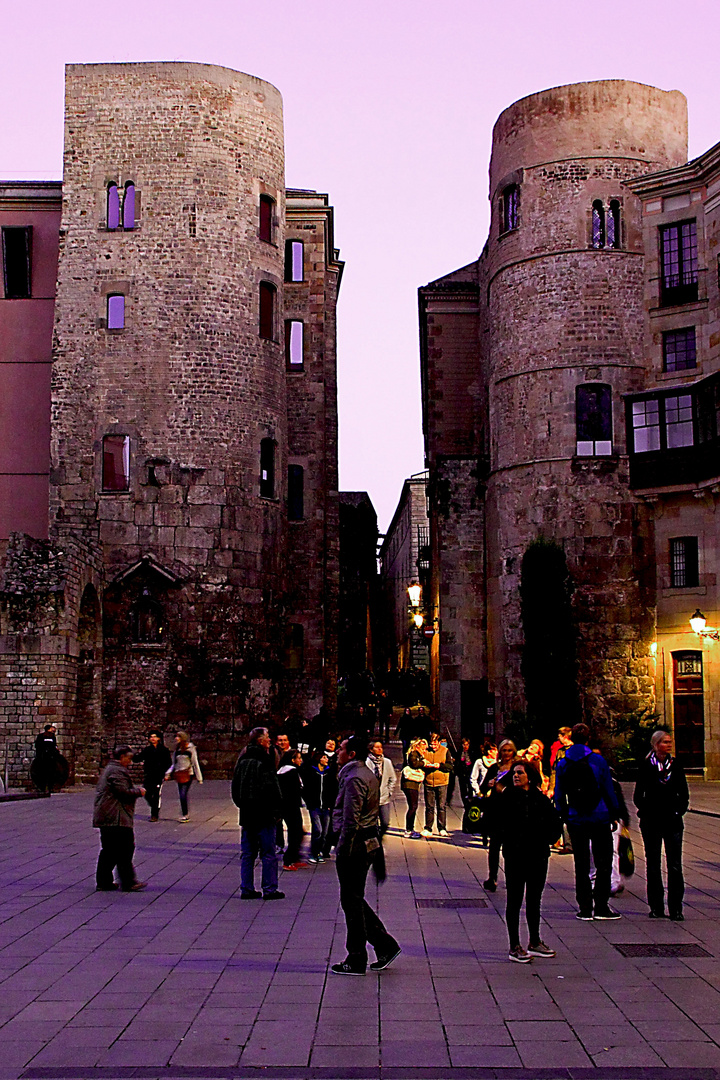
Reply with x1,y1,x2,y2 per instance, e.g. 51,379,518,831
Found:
74,583,103,782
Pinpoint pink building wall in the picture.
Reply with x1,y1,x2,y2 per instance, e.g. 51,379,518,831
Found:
0,181,61,539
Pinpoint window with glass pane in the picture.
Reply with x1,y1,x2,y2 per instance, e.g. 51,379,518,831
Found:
285,240,303,282
501,185,519,233
665,394,694,448
576,384,612,455
107,294,125,329
107,184,120,230
2,227,32,298
632,399,661,453
670,537,699,588
660,220,698,304
285,320,304,369
259,282,275,339
663,327,696,372
591,201,605,249
259,195,274,243
288,464,304,520
102,435,130,491
607,200,621,249
122,183,135,230
260,438,275,498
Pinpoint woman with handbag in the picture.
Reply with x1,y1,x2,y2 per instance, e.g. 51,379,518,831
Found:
400,738,426,838
165,731,203,822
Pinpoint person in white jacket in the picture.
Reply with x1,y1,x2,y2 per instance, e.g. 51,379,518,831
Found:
366,740,397,836
165,731,203,822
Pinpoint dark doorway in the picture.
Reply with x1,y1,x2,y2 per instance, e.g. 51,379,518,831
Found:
672,651,705,770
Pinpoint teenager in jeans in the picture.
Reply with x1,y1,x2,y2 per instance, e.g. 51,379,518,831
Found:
498,761,561,963
421,732,453,837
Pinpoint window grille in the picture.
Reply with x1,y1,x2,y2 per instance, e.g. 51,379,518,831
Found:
665,394,694,448
631,399,661,453
501,185,519,234
670,537,699,588
607,200,621,249
661,220,698,304
663,328,696,372
591,201,605,249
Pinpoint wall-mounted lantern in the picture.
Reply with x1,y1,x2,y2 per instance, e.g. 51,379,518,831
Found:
690,609,719,640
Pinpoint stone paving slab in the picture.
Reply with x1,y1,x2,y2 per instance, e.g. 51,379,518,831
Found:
0,773,719,1079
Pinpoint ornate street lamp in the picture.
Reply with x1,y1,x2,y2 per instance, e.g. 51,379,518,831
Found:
689,609,719,640
407,582,422,608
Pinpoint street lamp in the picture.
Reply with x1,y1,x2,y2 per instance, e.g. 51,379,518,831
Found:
407,582,422,608
689,609,719,640
412,612,424,629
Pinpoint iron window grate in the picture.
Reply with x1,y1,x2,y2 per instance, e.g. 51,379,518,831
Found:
613,943,711,958
416,897,487,909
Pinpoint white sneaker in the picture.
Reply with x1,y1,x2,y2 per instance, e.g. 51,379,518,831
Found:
508,946,532,964
421,828,433,838
438,829,449,837
403,830,412,838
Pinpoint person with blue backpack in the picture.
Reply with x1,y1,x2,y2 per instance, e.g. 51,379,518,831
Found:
554,723,621,921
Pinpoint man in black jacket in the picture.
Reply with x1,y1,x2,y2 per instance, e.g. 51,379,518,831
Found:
93,745,146,892
232,727,284,900
133,730,172,821
331,735,400,975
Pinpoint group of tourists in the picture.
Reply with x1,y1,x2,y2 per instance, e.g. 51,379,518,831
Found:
88,716,689,972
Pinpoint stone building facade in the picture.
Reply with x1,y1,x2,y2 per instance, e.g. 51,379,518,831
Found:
378,472,430,675
0,62,342,783
418,80,720,771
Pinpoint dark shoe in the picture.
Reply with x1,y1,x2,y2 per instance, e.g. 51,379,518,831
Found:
331,960,366,976
263,891,286,900
150,816,159,822
669,912,685,921
649,909,667,919
124,881,148,892
240,890,262,900
96,883,119,892
576,911,594,921
370,942,401,971
594,908,621,920
483,879,497,893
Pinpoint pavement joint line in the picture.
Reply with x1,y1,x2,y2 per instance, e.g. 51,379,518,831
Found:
17,1070,720,1079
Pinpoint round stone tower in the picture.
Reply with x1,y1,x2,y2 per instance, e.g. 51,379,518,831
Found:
51,63,289,768
481,80,688,736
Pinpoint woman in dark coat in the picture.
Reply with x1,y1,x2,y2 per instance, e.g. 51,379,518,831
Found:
497,760,562,963
480,739,517,891
633,730,689,920
277,749,307,870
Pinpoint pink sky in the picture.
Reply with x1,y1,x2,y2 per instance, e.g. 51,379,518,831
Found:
3,0,719,530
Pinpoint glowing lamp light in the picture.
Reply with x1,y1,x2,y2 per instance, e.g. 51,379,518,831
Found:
412,612,424,629
407,582,422,608
690,609,708,635
649,642,658,657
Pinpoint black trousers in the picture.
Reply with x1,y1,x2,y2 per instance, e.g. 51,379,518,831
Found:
568,821,613,915
96,826,137,890
505,854,548,950
487,833,501,882
283,807,304,866
336,839,395,966
144,781,163,819
640,818,684,916
403,786,419,832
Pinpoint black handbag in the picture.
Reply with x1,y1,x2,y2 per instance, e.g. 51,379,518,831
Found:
462,795,485,834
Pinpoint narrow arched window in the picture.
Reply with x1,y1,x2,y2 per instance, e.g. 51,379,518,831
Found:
260,438,276,498
576,383,612,456
259,281,275,340
122,183,135,230
607,200,621,249
259,194,274,243
501,185,519,234
102,434,130,491
107,184,120,230
591,201,605,249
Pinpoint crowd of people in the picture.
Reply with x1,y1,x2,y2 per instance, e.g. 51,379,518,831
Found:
88,714,689,970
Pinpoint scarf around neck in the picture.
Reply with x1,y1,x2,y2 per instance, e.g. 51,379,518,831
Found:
649,750,673,783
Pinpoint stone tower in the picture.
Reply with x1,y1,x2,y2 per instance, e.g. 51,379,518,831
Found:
420,80,688,741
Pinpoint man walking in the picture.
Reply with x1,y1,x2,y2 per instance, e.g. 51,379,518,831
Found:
554,723,620,920
93,745,147,892
232,726,285,900
331,735,401,975
133,730,172,821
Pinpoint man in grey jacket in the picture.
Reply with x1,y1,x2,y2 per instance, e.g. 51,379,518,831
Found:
93,745,147,892
331,735,400,975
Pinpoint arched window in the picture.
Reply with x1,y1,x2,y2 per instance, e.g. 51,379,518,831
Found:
122,183,135,230
501,185,519,234
607,200,621,249
134,587,164,644
107,184,120,230
576,383,612,456
259,194,274,243
591,201,605,249
259,281,275,340
285,320,304,369
107,294,125,329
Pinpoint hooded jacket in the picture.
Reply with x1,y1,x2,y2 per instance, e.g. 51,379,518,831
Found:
554,743,619,825
93,760,144,828
231,744,282,828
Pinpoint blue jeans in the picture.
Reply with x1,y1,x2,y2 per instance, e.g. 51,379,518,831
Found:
177,779,192,816
309,808,331,857
240,824,279,895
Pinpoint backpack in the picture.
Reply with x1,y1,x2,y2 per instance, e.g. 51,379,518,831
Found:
562,754,602,816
